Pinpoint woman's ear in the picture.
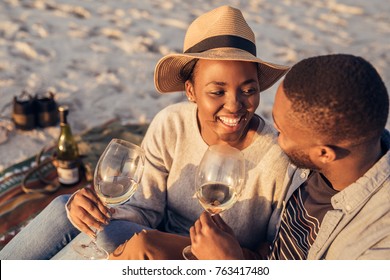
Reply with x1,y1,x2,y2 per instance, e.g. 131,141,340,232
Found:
185,80,196,102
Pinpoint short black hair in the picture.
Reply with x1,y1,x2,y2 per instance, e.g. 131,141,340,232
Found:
283,54,389,144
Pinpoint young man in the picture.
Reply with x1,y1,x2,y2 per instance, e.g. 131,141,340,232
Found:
189,54,390,260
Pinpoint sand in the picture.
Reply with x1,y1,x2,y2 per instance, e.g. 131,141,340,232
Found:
0,0,389,171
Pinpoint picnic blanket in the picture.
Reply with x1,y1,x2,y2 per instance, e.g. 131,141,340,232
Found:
0,120,148,250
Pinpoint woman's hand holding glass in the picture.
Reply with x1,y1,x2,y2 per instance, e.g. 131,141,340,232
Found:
67,187,112,239
71,138,145,259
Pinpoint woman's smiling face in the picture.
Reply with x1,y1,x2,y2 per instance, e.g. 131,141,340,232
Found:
185,59,260,148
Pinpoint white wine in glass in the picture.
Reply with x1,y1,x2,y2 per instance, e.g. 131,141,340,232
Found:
196,181,239,215
73,138,145,259
183,144,245,259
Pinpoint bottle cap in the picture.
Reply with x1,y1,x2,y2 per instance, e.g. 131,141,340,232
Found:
58,105,69,113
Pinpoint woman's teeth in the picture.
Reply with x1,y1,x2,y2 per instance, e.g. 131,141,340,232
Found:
218,116,241,127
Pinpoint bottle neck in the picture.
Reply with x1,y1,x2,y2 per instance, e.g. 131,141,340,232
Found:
60,116,67,125
60,122,71,132
59,112,72,135
59,109,69,124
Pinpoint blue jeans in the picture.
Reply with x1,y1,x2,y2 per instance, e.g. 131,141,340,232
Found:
0,194,149,260
52,218,148,259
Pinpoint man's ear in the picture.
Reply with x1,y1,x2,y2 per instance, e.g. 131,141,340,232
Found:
185,80,196,102
314,145,337,164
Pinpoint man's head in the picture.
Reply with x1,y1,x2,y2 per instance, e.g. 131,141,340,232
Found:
273,54,389,170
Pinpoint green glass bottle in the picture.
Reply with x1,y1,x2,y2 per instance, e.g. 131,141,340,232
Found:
56,105,80,186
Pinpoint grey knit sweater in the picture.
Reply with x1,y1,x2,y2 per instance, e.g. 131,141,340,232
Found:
112,102,290,250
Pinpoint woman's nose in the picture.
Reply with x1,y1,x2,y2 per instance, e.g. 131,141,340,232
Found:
224,94,243,112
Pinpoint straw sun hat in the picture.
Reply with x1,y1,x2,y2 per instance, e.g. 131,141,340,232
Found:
154,5,290,94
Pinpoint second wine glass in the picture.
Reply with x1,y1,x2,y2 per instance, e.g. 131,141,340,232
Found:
183,144,245,259
73,138,145,260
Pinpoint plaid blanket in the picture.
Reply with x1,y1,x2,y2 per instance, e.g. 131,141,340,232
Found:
0,120,148,250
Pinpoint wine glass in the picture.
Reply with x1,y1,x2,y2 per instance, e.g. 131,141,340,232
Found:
182,144,245,260
73,138,145,259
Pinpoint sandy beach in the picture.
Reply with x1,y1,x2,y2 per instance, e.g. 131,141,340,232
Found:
0,0,389,171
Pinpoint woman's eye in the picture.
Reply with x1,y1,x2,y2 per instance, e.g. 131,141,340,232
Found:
242,88,258,95
210,90,225,96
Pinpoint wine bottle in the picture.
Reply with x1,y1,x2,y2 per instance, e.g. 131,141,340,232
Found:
56,105,80,186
